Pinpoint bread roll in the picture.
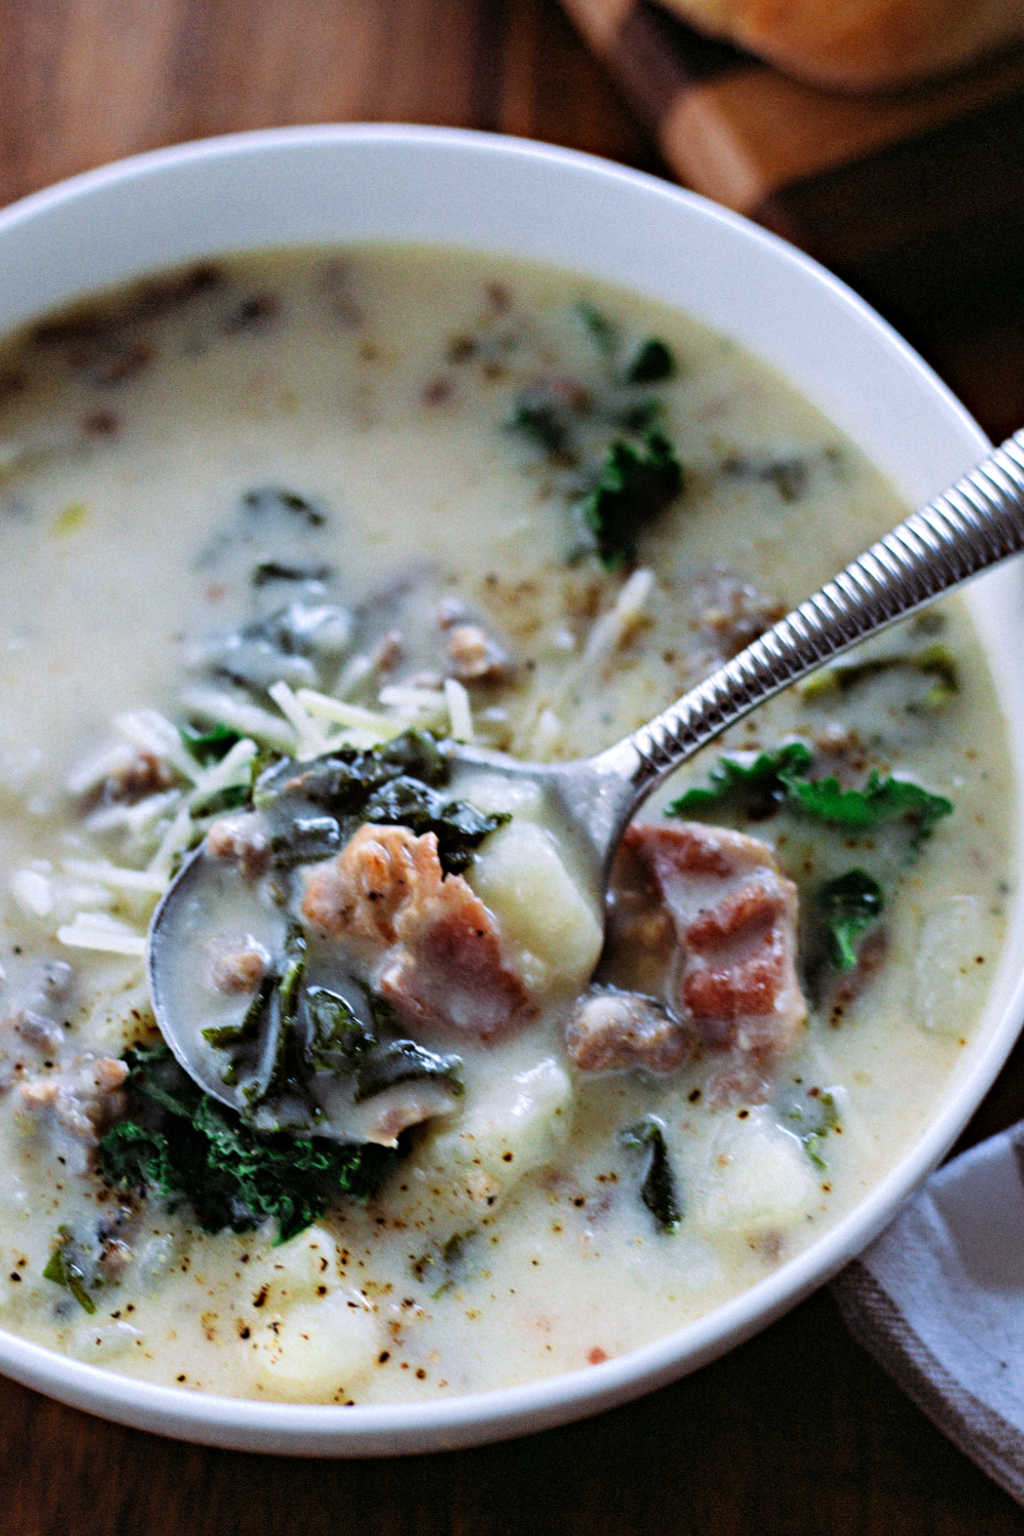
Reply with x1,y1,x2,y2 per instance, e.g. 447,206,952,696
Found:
659,0,1024,90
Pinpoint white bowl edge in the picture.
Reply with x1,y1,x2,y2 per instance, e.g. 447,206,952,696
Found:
0,123,1021,1455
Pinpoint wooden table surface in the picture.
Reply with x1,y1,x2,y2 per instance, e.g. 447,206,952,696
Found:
3,3,1023,1531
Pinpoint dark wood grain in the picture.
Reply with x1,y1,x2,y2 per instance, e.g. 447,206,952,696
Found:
1,2,1022,1530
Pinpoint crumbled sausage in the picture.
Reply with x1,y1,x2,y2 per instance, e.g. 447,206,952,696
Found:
209,942,269,994
3,960,74,1059
690,566,784,671
84,748,176,809
438,601,513,684
566,988,696,1074
206,812,270,878
18,1054,129,1142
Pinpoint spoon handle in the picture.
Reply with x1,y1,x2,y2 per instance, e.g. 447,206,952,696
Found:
590,429,1024,810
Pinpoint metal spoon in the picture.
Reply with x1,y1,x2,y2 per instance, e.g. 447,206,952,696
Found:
148,429,1024,1121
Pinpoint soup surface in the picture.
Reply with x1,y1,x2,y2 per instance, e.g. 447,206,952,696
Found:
0,246,1012,1404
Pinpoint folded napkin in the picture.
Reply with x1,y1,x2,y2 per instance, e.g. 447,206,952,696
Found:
833,1125,1024,1505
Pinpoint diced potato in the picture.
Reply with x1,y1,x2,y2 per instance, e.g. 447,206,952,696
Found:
914,896,987,1033
695,1107,818,1234
241,1224,340,1309
468,822,602,994
381,1056,572,1233
243,1288,381,1400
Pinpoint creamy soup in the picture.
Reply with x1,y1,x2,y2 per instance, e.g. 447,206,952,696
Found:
0,246,1012,1405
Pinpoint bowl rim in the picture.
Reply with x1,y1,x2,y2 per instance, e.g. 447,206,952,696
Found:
0,121,1020,1456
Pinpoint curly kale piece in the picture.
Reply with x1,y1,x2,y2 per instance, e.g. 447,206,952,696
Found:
816,870,884,972
668,742,951,843
785,769,952,841
254,729,507,876
666,742,813,821
581,431,684,569
99,1045,396,1244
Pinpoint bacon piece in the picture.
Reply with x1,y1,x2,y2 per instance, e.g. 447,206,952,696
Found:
566,988,696,1074
620,822,806,1067
302,825,534,1040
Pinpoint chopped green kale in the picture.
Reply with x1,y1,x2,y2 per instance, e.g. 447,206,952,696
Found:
816,870,884,972
622,337,674,385
241,485,326,528
722,452,809,503
304,985,463,1104
776,1085,841,1171
42,1227,97,1314
411,1230,476,1298
362,775,510,874
786,770,952,840
581,431,684,569
256,729,506,877
99,1045,397,1243
181,721,244,765
507,385,579,457
251,559,333,588
575,299,619,356
798,641,959,711
666,741,812,820
620,1115,681,1233
669,742,951,843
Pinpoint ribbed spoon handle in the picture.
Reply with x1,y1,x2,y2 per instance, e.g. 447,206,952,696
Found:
591,429,1024,805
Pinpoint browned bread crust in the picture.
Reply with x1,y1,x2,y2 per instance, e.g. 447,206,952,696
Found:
658,0,1024,89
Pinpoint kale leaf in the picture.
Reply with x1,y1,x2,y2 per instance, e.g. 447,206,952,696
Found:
99,1045,397,1243
622,337,674,385
785,769,952,840
668,742,952,842
815,870,884,972
581,431,684,569
507,385,579,457
304,985,463,1105
241,484,326,528
362,775,509,874
666,741,813,820
42,1227,97,1314
776,1085,841,1171
181,721,244,765
255,729,506,876
620,1115,682,1233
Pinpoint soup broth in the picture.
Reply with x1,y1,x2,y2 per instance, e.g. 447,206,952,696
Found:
0,246,1012,1404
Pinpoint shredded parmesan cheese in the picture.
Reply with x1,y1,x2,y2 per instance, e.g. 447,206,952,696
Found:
57,912,148,957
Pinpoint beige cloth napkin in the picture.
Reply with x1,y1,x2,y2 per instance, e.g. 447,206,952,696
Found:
833,1124,1024,1504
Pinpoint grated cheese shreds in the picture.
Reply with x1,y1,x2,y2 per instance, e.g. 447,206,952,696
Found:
180,687,298,753
444,678,474,742
295,688,401,742
530,706,564,759
61,858,168,895
183,737,258,812
146,801,194,881
57,912,147,957
114,709,197,783
377,683,448,721
268,681,329,760
85,788,181,839
10,867,54,918
580,566,654,670
332,650,375,701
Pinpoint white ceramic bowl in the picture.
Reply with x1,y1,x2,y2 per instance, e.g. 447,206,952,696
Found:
1,124,1021,1455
